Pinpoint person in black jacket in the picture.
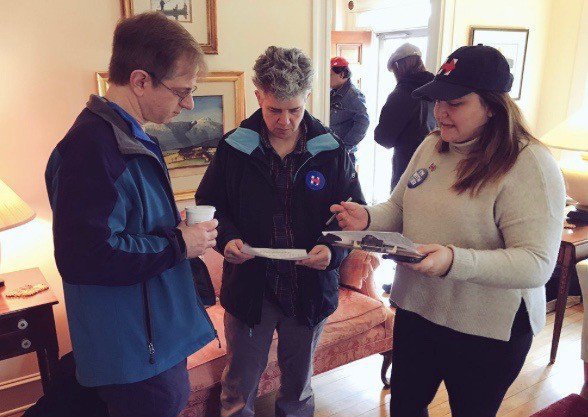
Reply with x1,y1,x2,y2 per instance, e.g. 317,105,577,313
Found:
196,46,365,417
374,43,436,191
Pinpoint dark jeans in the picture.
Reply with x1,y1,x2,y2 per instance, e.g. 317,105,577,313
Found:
97,359,190,417
389,304,532,417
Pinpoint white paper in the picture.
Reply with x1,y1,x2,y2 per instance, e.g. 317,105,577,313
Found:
241,245,310,261
321,231,421,254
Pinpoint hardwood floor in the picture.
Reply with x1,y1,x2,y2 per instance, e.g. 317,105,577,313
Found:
254,304,585,417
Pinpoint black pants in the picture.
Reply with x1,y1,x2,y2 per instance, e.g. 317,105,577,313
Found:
389,304,532,417
97,359,190,417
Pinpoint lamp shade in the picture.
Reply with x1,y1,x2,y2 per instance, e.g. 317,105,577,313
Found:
541,106,588,152
0,180,35,232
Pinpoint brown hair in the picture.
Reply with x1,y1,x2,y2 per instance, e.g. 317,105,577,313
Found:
436,91,543,196
332,65,352,79
391,55,426,81
108,12,206,86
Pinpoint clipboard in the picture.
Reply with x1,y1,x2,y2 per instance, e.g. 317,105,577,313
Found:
322,233,425,263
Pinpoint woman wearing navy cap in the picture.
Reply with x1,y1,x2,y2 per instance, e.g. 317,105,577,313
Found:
330,45,566,417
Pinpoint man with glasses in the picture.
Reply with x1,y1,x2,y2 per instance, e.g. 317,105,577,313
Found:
45,12,217,417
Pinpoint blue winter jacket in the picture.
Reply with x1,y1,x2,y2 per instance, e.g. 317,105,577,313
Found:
329,79,369,154
45,95,215,387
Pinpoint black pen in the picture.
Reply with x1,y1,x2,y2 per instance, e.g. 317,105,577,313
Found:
325,197,352,226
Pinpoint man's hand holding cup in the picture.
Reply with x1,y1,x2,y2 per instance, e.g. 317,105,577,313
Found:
178,205,218,258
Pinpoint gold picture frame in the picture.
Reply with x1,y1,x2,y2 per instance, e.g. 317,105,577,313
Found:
468,26,529,100
120,0,218,54
95,71,245,202
96,72,109,96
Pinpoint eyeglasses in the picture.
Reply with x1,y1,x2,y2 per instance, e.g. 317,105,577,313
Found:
145,71,197,102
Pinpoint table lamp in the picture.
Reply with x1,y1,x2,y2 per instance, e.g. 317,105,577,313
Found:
541,106,588,223
0,179,36,285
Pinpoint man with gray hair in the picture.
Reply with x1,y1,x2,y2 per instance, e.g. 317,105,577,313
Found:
196,46,365,417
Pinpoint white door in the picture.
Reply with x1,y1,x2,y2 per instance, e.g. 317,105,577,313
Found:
357,30,428,205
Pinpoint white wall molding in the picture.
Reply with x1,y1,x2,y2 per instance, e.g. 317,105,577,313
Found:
0,373,41,417
436,0,456,67
312,0,333,123
0,404,35,417
568,0,588,113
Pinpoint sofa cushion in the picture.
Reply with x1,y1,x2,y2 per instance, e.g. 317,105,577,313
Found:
339,250,380,293
186,287,387,392
181,321,393,417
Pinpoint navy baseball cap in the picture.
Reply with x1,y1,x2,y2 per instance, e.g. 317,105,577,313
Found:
413,45,514,101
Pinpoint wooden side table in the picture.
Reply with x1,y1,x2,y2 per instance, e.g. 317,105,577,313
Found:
550,224,588,364
0,268,59,392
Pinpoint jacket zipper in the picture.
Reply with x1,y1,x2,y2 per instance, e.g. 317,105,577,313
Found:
142,282,156,364
120,140,201,359
193,286,221,348
126,145,182,224
293,155,313,182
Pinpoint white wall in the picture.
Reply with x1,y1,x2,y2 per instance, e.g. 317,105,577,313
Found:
568,1,588,113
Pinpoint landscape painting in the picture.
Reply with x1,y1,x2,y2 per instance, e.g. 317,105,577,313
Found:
145,95,224,169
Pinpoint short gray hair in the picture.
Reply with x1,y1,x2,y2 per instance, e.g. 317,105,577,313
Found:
252,46,314,100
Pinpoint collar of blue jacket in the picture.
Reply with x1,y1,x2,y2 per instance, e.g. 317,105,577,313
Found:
106,100,154,144
224,108,341,157
105,99,166,166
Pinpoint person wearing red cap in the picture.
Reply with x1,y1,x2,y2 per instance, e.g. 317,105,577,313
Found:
329,45,566,417
329,56,369,166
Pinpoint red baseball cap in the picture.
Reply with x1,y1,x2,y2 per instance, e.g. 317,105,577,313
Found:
330,56,349,68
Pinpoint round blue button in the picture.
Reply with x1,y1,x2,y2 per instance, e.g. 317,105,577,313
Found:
306,170,326,191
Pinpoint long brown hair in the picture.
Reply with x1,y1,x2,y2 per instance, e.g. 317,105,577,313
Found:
436,91,543,196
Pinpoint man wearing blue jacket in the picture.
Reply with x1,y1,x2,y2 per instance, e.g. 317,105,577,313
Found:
329,56,370,166
45,12,218,417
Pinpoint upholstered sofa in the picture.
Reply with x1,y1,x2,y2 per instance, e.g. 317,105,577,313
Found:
180,249,394,417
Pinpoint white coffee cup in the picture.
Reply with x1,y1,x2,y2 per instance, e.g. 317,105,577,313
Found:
185,205,216,226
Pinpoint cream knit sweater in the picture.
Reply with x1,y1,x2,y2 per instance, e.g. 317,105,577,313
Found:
367,133,566,341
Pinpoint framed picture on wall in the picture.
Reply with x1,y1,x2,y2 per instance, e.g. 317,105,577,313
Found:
468,27,529,100
120,0,218,54
95,71,245,201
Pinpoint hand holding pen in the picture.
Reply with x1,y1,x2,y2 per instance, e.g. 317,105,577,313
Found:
328,198,369,231
325,197,352,226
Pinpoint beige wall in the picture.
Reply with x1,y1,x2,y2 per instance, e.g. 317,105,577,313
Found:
447,0,552,131
339,0,584,136
206,1,312,117
0,0,312,412
0,0,120,395
535,0,584,136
